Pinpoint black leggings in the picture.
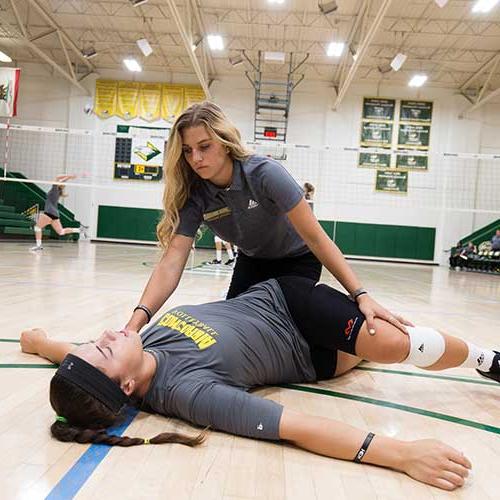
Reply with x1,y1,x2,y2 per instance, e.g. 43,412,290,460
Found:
276,276,366,379
226,251,322,299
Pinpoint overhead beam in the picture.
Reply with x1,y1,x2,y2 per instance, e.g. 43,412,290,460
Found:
460,53,500,91
189,0,216,77
461,85,500,116
165,0,211,99
333,0,393,110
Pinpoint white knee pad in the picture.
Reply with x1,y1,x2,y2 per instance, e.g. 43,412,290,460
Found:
404,326,446,367
34,225,41,233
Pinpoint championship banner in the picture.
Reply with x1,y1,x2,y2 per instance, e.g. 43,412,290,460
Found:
0,68,20,117
375,170,408,194
161,84,184,121
360,121,393,147
362,98,395,121
398,123,431,149
396,154,428,171
183,86,206,109
139,83,161,122
400,100,433,123
94,80,118,118
358,151,392,168
117,81,140,119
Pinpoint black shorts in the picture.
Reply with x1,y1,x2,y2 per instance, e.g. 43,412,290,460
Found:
276,276,366,380
226,251,322,299
43,212,59,220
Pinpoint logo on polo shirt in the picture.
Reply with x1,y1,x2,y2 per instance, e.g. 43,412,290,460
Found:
247,199,259,209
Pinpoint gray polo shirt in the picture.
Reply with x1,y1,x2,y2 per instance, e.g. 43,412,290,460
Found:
177,155,308,258
141,279,316,440
44,185,60,217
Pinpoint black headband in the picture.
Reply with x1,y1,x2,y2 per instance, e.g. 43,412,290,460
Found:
54,354,129,414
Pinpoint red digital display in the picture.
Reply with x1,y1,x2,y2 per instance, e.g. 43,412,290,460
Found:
264,127,278,138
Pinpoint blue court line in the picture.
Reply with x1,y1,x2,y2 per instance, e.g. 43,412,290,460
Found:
45,407,138,500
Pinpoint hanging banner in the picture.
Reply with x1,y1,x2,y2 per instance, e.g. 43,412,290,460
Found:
400,100,433,123
396,154,428,170
375,170,408,194
0,68,20,117
94,80,118,118
183,86,206,109
398,123,431,149
117,81,140,119
161,84,184,121
360,121,393,147
139,83,162,122
114,125,169,181
358,151,392,168
362,98,395,121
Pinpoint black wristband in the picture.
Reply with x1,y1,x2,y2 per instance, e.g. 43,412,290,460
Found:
134,304,152,324
353,432,375,463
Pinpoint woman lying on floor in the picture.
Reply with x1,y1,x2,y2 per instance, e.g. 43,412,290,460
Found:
20,276,499,491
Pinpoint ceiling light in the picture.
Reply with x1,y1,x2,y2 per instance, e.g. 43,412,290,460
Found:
136,38,153,57
327,42,344,57
207,34,224,51
0,50,13,63
129,0,149,7
390,53,407,71
123,58,142,72
264,51,286,63
472,0,499,12
229,55,244,67
318,1,338,14
434,0,449,6
268,0,285,4
191,35,202,51
408,74,428,87
82,47,97,59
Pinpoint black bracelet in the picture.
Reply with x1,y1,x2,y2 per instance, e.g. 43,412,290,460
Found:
133,304,152,324
353,432,375,463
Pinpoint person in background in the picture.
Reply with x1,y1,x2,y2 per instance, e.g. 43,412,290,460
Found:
209,235,236,265
30,174,84,252
491,229,500,251
303,182,315,212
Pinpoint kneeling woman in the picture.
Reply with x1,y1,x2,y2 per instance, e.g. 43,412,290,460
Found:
21,277,499,491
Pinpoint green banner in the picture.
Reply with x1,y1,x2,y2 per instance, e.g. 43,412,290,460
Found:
375,170,408,193
359,151,392,168
396,154,428,170
362,98,395,121
360,121,393,147
400,100,433,123
398,123,430,149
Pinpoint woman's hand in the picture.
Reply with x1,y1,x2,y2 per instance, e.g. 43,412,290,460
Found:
20,328,48,355
357,294,413,335
400,439,472,491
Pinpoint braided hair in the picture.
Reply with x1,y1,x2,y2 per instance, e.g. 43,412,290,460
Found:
50,371,206,447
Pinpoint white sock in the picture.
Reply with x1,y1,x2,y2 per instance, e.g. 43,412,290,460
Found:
462,342,496,371
226,247,234,260
216,249,222,261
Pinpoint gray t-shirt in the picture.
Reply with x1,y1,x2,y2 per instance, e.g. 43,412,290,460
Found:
492,234,500,251
177,155,308,258
141,279,316,440
44,185,60,217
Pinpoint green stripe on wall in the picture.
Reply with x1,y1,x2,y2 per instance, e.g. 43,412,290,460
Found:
96,206,435,260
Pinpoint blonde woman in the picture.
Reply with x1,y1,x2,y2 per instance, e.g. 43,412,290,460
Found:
125,101,412,336
31,174,82,251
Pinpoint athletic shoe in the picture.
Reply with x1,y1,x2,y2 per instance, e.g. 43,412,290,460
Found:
79,224,89,239
476,351,500,383
30,245,43,251
225,258,235,265
208,259,222,265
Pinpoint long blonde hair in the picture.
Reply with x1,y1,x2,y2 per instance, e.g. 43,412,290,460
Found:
157,101,251,249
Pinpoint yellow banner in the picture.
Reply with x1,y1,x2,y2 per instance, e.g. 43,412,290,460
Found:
183,85,206,109
94,80,117,118
161,84,184,121
117,81,140,119
139,83,161,121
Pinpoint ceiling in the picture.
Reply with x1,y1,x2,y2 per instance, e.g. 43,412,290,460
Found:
0,0,499,109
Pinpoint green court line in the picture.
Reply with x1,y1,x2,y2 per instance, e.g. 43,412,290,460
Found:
282,384,500,435
0,363,57,369
354,366,499,387
0,338,20,343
